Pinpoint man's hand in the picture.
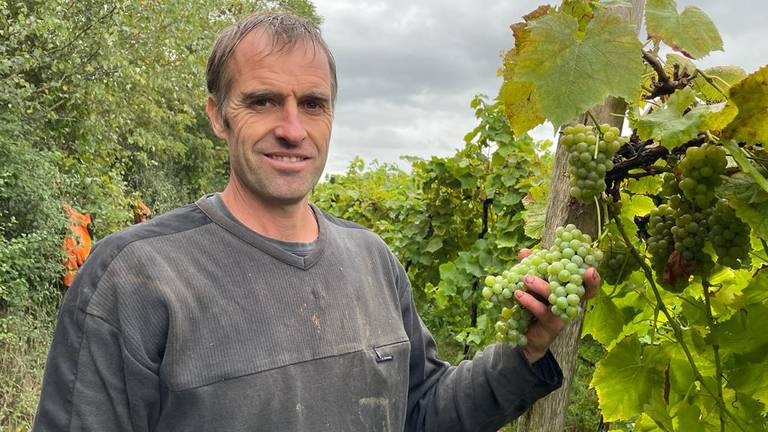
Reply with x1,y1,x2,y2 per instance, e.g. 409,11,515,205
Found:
514,248,601,363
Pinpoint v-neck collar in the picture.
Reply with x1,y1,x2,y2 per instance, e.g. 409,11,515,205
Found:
195,194,326,271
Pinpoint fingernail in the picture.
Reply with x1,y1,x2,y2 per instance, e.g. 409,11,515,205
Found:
524,275,534,284
515,290,523,298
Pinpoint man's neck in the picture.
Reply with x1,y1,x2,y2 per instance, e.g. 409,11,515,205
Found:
219,183,318,243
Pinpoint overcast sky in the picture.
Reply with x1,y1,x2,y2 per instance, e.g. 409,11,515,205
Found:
312,0,767,174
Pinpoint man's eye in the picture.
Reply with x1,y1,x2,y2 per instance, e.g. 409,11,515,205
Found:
251,98,271,108
303,100,326,111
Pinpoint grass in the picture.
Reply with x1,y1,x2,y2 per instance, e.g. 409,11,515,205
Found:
0,307,56,431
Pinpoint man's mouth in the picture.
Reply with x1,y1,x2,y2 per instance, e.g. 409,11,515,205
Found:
266,154,309,162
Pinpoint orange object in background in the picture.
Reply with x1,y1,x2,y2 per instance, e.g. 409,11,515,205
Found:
62,204,92,288
132,198,152,224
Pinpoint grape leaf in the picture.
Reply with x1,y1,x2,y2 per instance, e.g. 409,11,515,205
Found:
499,7,551,135
666,53,697,75
719,173,768,240
642,396,675,431
726,354,768,408
626,175,662,195
498,80,545,137
513,11,643,128
645,0,723,59
521,183,547,239
722,65,768,145
636,88,708,150
722,140,768,194
738,269,768,306
704,101,738,133
692,65,746,102
583,286,626,348
625,194,655,217
592,336,667,421
709,303,768,359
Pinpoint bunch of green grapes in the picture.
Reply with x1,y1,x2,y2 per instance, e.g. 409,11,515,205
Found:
708,199,752,269
559,124,624,203
646,204,676,271
678,144,727,208
598,239,641,285
669,196,710,262
661,172,680,196
483,224,601,347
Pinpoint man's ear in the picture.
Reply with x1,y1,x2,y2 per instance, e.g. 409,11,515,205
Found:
206,96,228,140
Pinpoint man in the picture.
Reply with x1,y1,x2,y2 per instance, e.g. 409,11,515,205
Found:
34,12,599,431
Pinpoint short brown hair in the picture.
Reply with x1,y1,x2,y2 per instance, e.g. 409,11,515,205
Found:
206,12,337,128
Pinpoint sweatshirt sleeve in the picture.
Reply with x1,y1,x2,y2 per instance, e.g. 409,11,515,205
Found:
398,262,563,432
33,244,164,432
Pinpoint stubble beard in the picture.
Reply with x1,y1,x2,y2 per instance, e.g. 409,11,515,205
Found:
231,154,322,208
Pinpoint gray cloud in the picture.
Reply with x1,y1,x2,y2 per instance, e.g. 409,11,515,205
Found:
315,0,766,175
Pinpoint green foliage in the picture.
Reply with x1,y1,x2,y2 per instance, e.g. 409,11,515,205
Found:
645,0,723,59
636,88,709,150
591,336,667,422
0,0,318,426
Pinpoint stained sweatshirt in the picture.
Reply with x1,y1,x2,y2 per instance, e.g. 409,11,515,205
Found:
33,194,563,431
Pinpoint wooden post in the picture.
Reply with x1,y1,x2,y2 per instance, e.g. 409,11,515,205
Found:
515,2,644,431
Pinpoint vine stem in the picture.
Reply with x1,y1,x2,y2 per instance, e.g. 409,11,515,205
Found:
610,209,747,432
594,196,602,241
702,278,726,432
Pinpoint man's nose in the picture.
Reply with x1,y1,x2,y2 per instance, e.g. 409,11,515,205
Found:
274,102,308,145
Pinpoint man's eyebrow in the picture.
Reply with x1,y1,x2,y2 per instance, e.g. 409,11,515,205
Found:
238,89,283,105
299,91,331,102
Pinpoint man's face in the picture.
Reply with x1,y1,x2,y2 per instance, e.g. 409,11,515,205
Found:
208,32,333,207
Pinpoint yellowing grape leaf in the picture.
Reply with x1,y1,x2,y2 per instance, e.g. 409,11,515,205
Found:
692,65,746,102
722,65,768,145
513,11,643,128
704,101,738,133
592,336,667,421
499,80,545,138
521,183,547,239
645,0,723,59
499,6,551,135
636,88,708,150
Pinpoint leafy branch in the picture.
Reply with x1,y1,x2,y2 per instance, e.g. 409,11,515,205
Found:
610,208,747,432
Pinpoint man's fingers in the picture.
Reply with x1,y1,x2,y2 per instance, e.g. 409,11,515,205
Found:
517,248,532,261
583,267,601,300
522,274,550,299
514,290,549,319
514,290,564,332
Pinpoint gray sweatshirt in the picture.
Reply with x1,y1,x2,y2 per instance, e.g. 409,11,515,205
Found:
33,195,562,431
